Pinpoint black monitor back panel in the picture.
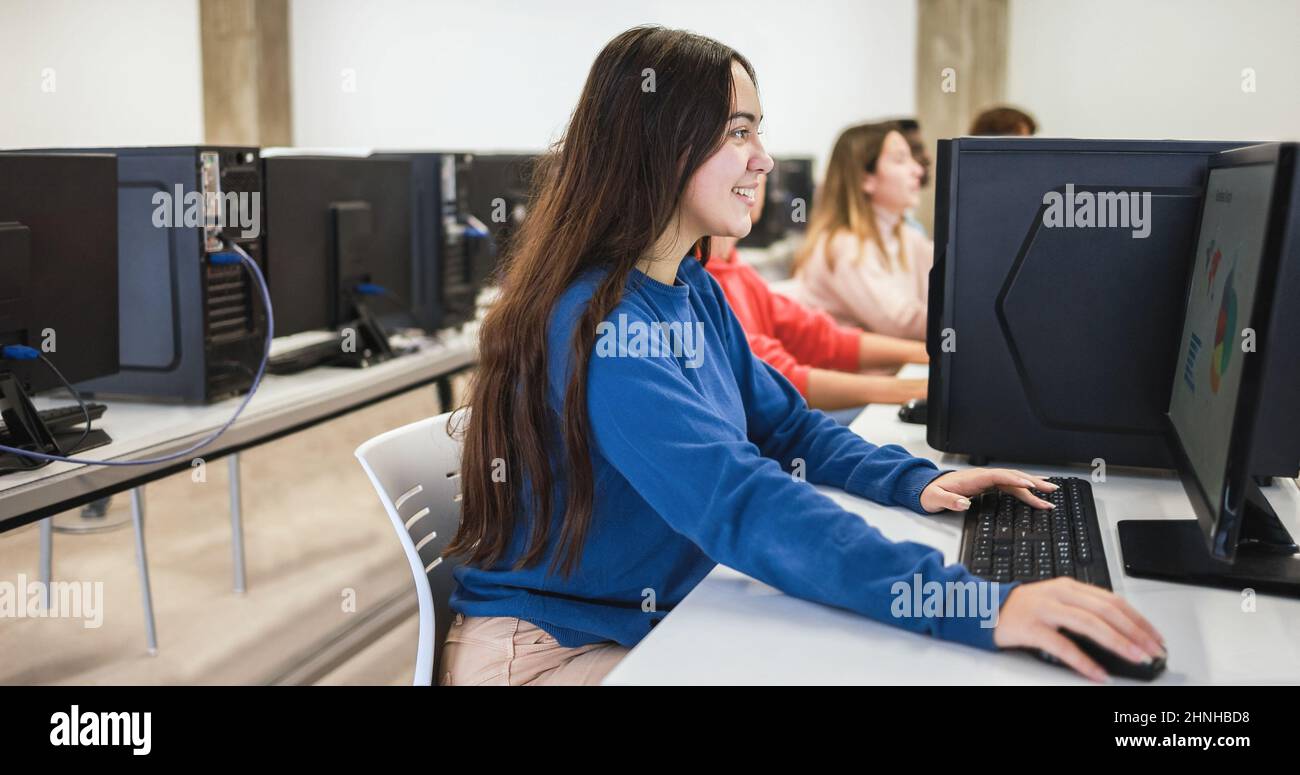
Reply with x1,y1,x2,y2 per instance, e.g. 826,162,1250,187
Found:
465,152,535,276
928,138,1256,470
0,154,120,394
263,156,414,336
741,156,816,248
1252,146,1300,478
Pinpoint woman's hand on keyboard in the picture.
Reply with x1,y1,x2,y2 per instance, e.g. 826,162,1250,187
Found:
920,468,1057,513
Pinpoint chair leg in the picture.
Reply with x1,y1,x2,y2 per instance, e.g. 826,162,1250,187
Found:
130,487,159,656
228,453,247,594
38,517,53,609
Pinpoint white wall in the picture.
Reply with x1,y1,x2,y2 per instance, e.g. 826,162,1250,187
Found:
0,0,205,149
288,0,917,167
1007,0,1300,141
7,2,1296,154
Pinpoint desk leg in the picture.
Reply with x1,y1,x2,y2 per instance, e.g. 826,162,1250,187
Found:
229,453,247,594
38,518,52,609
130,488,159,656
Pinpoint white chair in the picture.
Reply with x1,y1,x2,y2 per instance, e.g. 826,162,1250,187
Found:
355,411,465,686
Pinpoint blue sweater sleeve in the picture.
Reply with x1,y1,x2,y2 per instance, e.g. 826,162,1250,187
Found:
701,268,945,511
581,302,1011,650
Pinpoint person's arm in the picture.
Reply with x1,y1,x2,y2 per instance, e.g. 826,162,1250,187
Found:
805,368,927,409
575,290,1167,674
745,329,925,409
764,286,861,371
859,331,928,370
743,331,815,398
762,280,926,372
583,313,1008,650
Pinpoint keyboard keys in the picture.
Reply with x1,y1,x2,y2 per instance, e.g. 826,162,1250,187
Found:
959,476,1112,590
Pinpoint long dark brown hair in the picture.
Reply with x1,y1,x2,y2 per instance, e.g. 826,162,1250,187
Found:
446,26,756,575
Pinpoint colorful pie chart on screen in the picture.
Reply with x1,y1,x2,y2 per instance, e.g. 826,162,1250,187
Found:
1206,239,1222,297
1210,265,1237,394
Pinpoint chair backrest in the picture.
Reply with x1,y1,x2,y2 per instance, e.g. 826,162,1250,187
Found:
354,411,465,685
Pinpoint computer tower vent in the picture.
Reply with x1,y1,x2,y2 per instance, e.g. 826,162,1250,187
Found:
205,261,254,343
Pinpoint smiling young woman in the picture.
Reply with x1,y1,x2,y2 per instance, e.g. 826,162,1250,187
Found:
441,25,1164,686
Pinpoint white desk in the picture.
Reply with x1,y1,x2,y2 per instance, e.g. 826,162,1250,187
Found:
604,368,1300,685
0,328,478,531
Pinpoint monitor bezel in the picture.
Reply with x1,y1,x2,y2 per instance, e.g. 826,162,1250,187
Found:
1165,142,1294,561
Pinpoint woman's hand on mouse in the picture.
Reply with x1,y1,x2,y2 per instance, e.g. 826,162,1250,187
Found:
993,577,1166,681
919,468,1057,513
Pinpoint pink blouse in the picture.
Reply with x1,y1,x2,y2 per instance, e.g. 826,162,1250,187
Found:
791,212,933,341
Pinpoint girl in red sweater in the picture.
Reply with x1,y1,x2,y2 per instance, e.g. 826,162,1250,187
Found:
707,177,928,410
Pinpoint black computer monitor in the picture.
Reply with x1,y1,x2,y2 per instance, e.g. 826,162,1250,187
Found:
262,155,415,337
1119,143,1300,595
740,156,815,248
0,154,120,393
0,153,119,468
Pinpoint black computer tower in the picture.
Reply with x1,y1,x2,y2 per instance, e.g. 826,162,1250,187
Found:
28,146,268,403
925,137,1299,474
372,151,482,331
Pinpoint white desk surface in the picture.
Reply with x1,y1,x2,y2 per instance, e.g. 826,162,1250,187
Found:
0,327,478,529
605,366,1300,685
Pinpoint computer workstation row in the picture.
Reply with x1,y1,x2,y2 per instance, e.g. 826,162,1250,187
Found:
925,139,1300,611
0,146,816,486
0,147,520,646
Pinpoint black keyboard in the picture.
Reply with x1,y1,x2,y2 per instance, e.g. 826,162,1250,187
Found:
267,338,344,374
958,476,1111,590
0,402,107,435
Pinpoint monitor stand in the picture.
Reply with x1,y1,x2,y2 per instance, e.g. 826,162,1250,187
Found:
1118,479,1300,597
0,372,111,474
333,297,396,368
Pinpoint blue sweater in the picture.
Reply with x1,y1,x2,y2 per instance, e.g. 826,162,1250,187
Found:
451,257,1013,651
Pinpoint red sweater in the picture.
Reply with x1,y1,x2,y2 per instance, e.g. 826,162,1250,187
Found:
705,248,861,396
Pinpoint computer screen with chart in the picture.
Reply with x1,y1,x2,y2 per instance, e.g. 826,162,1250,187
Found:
1120,143,1300,595
1168,161,1276,511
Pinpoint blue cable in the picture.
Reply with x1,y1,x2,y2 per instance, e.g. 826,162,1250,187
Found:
0,241,274,466
1,345,39,360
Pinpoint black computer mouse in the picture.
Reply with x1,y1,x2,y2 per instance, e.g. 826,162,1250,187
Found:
1031,629,1167,681
898,398,928,424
